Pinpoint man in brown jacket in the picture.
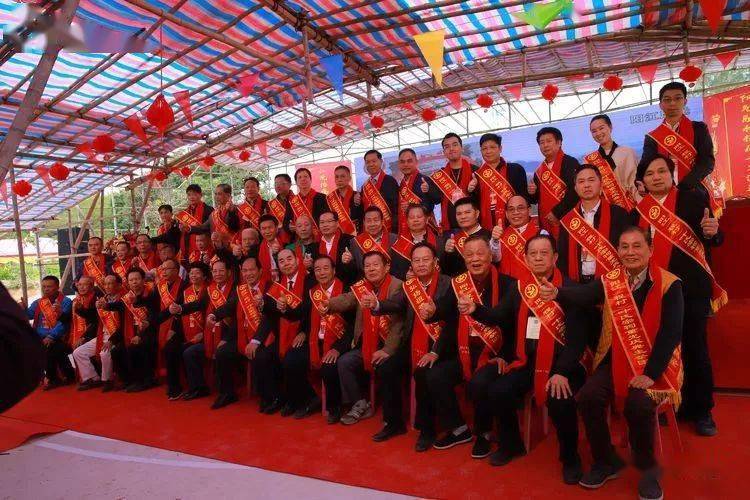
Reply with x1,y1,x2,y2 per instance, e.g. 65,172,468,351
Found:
322,251,407,441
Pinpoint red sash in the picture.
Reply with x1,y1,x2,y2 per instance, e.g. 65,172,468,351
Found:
601,266,683,411
354,232,389,259
327,188,357,235
70,293,95,348
452,229,470,257
122,285,152,329
499,221,539,279
403,273,443,372
111,258,132,285
181,285,204,341
290,192,320,231
308,280,346,368
96,303,120,353
134,252,159,273
83,255,106,288
237,197,264,229
390,231,438,261
205,282,232,358
211,206,232,236
636,192,728,312
535,151,566,237
432,159,472,230
267,277,305,358
37,295,61,331
508,271,567,404
156,279,181,353
176,202,205,256
452,269,503,380
476,161,517,229
189,249,214,264
236,283,267,353
648,117,722,216
318,231,342,262
398,174,422,234
352,276,392,372
257,239,279,283
268,198,287,224
560,200,622,281
362,172,392,231
584,150,635,211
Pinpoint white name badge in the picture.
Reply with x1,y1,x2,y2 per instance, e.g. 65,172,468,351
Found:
526,317,541,340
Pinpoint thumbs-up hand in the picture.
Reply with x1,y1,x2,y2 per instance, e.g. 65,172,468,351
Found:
341,246,353,264
420,177,429,193
538,277,558,301
319,298,330,315
445,236,456,253
277,294,288,313
527,181,537,195
353,192,361,206
468,175,478,193
360,290,378,309
303,252,313,270
701,207,719,238
418,299,437,320
491,224,503,241
457,294,476,315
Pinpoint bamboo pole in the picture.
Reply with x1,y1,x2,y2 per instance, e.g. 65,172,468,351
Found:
67,209,76,281
59,192,100,290
34,229,44,289
134,177,154,232
99,189,104,239
9,168,29,305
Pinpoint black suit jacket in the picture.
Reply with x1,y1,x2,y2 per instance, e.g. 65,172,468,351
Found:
440,163,480,231
255,274,318,346
531,153,580,219
439,228,491,277
402,172,443,214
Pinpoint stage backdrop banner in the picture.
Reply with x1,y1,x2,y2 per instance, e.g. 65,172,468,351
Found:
703,85,750,200
295,160,353,195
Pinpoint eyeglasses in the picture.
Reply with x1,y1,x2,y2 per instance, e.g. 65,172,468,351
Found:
660,96,685,104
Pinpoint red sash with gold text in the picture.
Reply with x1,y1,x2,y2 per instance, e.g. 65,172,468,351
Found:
236,283,266,353
327,188,357,235
476,162,517,228
267,279,305,358
403,274,443,372
584,151,635,211
238,198,263,229
560,202,622,281
205,282,232,358
535,151,566,237
309,280,346,368
499,222,538,279
352,277,392,372
83,256,106,288
362,174,392,230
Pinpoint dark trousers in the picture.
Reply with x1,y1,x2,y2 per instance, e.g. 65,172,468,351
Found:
183,343,207,392
215,342,243,397
425,358,465,431
414,366,435,433
486,364,533,453
319,356,342,411
126,336,156,385
547,365,586,464
577,362,658,470
110,341,131,386
680,298,714,419
45,338,75,383
252,344,282,403
375,348,407,426
163,333,187,395
282,344,315,408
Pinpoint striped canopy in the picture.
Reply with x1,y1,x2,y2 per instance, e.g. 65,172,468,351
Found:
1,0,750,229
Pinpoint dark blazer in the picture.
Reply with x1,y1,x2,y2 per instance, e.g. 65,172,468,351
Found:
190,207,241,236
638,119,714,192
557,201,632,280
531,153,580,219
255,273,318,347
326,190,365,233
401,172,443,214
298,283,357,355
319,233,357,285
350,232,399,278
440,163,480,231
106,287,162,341
150,221,182,251
439,227,492,277
212,281,270,347
556,272,683,380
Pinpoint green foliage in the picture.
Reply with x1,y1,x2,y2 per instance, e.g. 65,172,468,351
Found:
0,259,58,290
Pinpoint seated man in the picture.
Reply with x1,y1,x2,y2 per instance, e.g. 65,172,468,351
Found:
26,275,75,390
70,276,104,390
95,274,127,391
541,226,684,500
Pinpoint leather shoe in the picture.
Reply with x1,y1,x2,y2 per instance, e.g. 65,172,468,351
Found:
210,393,238,410
415,431,436,452
264,398,283,415
327,407,342,425
372,423,407,442
695,415,718,437
280,403,296,417
183,387,210,401
489,446,526,466
294,396,322,419
562,459,583,485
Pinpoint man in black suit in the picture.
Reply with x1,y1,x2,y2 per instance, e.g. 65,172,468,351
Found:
528,127,580,237
557,164,631,283
361,149,400,233
396,148,442,234
541,227,684,500
371,242,453,451
634,154,723,436
317,210,356,285
459,235,592,482
328,165,364,233
440,197,497,277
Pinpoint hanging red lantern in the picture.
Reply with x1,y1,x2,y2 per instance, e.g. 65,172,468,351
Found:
49,162,70,180
421,108,437,122
238,150,250,162
153,171,168,182
12,180,32,197
476,93,494,109
602,75,623,92
145,94,175,135
370,115,384,129
331,123,346,137
679,64,702,87
280,138,294,150
92,133,116,154
179,166,192,177
202,155,215,169
541,84,559,102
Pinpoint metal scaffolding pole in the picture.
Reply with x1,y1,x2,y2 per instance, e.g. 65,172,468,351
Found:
9,168,29,305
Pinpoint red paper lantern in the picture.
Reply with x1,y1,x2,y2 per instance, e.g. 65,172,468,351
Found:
370,115,384,129
238,150,250,162
202,155,215,168
146,94,175,135
331,123,346,137
154,171,168,182
421,108,437,122
49,162,70,180
12,180,32,197
92,133,115,154
541,84,559,102
179,166,192,177
679,65,703,87
280,138,294,150
602,75,623,92
476,93,494,109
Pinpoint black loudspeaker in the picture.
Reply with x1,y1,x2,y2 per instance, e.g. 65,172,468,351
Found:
57,227,89,295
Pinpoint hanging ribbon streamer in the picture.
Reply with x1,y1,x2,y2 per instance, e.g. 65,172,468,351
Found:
413,30,446,87
320,54,345,99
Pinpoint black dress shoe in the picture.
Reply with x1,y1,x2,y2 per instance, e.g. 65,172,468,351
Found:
77,379,103,391
280,403,296,417
327,407,342,425
210,393,238,410
579,458,625,489
638,467,663,500
43,380,63,391
695,415,718,437
125,383,146,393
562,460,584,485
293,396,322,419
415,431,436,452
264,398,283,415
372,423,407,442
471,436,492,459
183,387,210,400
434,429,473,450
489,446,526,466
101,381,115,393
168,391,184,401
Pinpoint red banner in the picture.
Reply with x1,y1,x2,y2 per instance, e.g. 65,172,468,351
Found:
295,160,353,194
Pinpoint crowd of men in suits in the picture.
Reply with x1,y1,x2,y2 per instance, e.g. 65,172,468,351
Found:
26,82,725,500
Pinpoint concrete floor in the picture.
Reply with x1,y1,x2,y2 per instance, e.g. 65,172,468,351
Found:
0,431,413,500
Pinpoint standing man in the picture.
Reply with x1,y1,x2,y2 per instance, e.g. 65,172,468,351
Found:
327,165,363,235
440,198,497,277
188,232,215,266
152,204,182,252
110,240,134,286
397,148,442,234
285,214,318,272
154,258,187,399
77,236,110,290
528,127,580,238
634,154,724,436
269,173,294,242
27,276,75,389
317,210,356,283
432,133,479,232
175,184,213,259
133,234,160,275
361,149,399,233
188,184,241,240
291,168,328,235
497,195,543,280
390,203,442,281
468,133,529,230
586,114,639,207
257,214,284,283
237,176,268,232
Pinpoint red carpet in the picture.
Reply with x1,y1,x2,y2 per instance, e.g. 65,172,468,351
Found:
2,388,747,498
0,414,62,452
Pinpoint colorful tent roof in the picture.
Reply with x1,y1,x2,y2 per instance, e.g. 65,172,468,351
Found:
2,0,750,229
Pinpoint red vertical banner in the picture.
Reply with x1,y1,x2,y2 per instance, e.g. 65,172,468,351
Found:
295,160,353,195
703,85,750,200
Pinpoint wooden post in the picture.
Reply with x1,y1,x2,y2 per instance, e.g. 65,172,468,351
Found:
67,209,76,281
134,177,154,232
99,189,105,239
59,192,100,290
9,168,28,305
34,229,44,288
129,174,137,229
